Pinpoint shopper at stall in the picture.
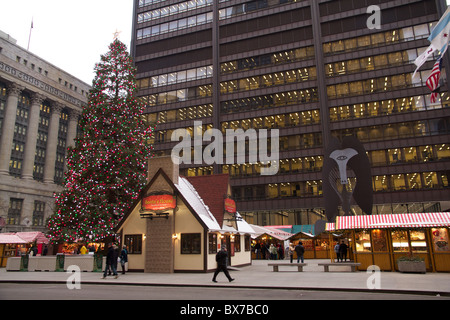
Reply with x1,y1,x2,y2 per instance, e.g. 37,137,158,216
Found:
295,242,305,263
102,243,118,279
212,246,234,283
334,242,340,262
339,240,348,262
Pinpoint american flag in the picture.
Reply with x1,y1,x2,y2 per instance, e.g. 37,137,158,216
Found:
426,57,442,103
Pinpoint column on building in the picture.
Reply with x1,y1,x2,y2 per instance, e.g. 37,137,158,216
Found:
66,109,80,149
0,83,24,175
22,92,46,180
63,109,80,172
43,101,63,184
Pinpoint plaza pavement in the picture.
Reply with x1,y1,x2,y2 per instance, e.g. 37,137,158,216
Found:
1,259,449,297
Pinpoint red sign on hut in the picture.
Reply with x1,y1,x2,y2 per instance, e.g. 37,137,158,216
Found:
142,194,176,211
224,198,236,213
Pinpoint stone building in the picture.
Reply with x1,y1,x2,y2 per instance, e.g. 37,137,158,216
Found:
0,31,90,233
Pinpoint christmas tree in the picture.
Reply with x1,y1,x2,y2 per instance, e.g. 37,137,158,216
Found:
47,38,154,243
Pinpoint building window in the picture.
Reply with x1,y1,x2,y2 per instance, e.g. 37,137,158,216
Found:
181,233,201,254
7,198,23,225
208,233,217,254
245,235,251,251
124,234,143,254
33,201,45,226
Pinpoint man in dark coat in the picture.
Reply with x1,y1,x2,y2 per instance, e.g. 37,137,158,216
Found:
212,246,234,283
102,243,118,279
339,241,348,262
295,242,305,263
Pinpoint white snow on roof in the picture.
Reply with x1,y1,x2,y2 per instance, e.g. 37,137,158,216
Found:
175,176,255,235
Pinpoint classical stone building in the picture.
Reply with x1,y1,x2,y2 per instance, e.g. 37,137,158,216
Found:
0,31,90,233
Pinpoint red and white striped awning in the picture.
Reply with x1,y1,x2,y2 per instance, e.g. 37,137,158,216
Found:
334,212,450,230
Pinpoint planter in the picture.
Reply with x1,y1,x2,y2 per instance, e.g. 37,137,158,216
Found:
397,260,426,274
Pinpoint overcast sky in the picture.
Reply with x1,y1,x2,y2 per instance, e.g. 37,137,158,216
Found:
1,0,449,85
0,0,133,85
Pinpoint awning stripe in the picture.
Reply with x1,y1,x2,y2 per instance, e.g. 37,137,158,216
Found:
333,212,450,230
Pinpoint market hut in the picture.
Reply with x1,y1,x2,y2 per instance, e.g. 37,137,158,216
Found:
326,212,450,272
0,234,27,267
250,225,292,259
115,156,255,273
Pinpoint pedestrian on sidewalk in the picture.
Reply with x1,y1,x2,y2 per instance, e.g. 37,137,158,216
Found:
339,240,348,262
288,244,294,263
334,242,340,262
295,242,305,263
103,243,118,279
212,246,234,283
120,245,128,274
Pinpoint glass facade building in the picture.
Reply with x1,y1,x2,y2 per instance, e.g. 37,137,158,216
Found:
132,0,450,226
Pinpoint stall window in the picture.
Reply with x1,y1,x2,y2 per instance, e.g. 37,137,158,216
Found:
234,235,241,252
355,230,371,252
208,233,218,254
431,228,450,252
410,230,427,253
124,234,143,254
245,235,251,251
372,229,388,252
181,233,201,254
391,230,409,252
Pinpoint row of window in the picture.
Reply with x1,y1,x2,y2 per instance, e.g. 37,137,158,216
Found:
124,233,251,255
146,104,214,124
231,171,449,201
221,88,319,113
180,144,450,179
137,65,213,90
220,66,316,94
219,0,299,20
5,198,46,226
332,118,450,143
221,111,320,131
323,23,436,55
137,12,213,40
327,70,446,100
140,84,212,107
326,47,436,78
221,46,315,75
137,0,212,24
330,93,450,122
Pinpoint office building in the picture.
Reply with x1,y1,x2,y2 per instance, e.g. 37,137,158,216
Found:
132,0,450,226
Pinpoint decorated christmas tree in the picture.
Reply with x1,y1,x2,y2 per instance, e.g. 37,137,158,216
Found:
47,38,154,243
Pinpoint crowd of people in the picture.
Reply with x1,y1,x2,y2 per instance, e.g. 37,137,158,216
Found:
253,241,305,262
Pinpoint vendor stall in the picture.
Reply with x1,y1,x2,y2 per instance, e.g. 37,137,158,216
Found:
327,212,450,272
0,234,27,267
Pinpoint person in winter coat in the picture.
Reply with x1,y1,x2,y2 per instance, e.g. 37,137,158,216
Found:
334,242,340,262
102,243,118,279
120,245,128,274
294,242,305,263
339,241,348,262
212,246,234,283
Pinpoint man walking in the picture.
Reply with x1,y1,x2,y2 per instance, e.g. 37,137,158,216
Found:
339,240,348,262
102,243,118,279
212,246,234,283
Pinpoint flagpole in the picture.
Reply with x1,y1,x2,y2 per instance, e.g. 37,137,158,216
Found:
27,18,33,51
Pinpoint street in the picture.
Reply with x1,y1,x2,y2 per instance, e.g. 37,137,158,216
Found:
1,283,448,300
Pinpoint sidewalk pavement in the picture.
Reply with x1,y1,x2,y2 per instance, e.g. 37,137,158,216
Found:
1,259,449,296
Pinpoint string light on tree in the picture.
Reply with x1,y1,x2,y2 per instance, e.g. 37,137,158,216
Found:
47,38,155,243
